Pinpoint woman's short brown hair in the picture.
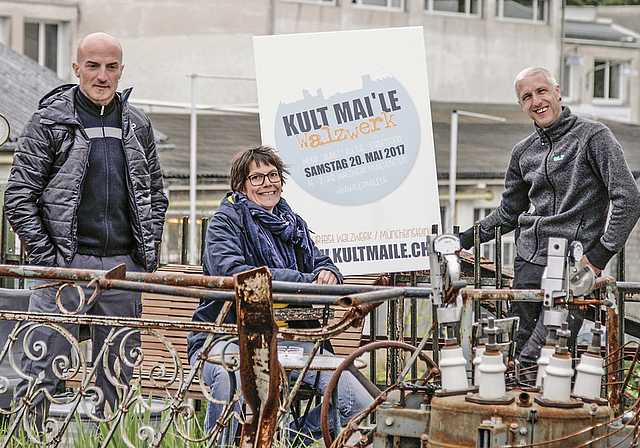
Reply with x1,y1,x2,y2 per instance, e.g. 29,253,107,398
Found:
229,145,289,192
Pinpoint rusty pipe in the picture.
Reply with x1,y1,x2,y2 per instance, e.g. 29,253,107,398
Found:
460,288,544,301
0,263,428,296
338,288,406,307
0,309,237,333
0,264,236,289
608,307,622,415
95,277,395,307
3,265,623,308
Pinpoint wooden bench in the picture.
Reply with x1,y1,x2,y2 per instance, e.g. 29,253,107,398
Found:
136,265,385,399
328,274,388,356
138,264,205,399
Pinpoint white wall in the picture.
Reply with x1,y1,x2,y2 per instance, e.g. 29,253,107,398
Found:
71,0,562,107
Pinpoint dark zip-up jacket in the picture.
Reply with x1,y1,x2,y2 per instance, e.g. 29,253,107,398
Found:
4,84,168,272
187,193,342,362
468,106,640,269
74,89,134,257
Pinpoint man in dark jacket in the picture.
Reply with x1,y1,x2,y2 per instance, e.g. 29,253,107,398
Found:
459,67,640,367
4,32,168,428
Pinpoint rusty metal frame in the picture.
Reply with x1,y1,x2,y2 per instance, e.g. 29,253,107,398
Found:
0,264,393,448
0,261,635,447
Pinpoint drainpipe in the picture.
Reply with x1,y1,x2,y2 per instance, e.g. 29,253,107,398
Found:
269,0,276,35
559,0,566,83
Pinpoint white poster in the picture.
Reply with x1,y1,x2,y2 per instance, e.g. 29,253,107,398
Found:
254,27,440,275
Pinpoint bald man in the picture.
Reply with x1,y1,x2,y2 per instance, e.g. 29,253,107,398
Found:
6,32,168,430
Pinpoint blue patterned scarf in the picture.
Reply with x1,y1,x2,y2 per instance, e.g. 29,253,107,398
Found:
232,192,315,273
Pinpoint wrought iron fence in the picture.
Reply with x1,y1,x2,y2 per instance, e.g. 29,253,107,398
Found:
0,263,403,448
0,216,638,447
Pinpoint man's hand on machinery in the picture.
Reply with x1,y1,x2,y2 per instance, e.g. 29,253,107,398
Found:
581,255,601,276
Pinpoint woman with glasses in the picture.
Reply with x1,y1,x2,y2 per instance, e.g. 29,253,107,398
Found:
187,145,372,446
206,144,340,285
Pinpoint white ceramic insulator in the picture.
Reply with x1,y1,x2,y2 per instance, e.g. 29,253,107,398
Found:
439,345,469,391
542,354,573,402
478,351,506,399
573,353,605,400
473,346,485,387
536,345,555,388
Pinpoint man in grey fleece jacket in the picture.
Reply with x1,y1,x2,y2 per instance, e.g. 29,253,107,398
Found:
460,67,640,366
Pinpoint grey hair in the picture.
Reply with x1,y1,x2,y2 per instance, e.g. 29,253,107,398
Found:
514,67,558,98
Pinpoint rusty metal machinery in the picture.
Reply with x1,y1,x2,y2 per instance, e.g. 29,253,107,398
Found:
364,370,640,448
2,233,640,448
428,390,613,448
323,235,640,448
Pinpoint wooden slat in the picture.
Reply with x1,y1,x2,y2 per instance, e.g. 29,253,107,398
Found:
136,265,207,398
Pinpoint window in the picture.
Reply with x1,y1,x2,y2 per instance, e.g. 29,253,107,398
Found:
0,17,10,46
561,60,584,103
353,0,404,11
481,240,515,269
496,0,547,22
593,60,621,102
24,21,59,73
161,218,205,264
281,0,336,3
425,0,480,16
471,208,516,268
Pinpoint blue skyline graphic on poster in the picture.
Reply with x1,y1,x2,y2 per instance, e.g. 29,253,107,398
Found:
274,74,420,206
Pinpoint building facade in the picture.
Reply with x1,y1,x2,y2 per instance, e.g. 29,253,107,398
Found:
0,0,77,81
3,0,640,281
1,0,563,107
563,7,640,124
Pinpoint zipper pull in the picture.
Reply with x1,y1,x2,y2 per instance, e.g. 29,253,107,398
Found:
100,105,105,116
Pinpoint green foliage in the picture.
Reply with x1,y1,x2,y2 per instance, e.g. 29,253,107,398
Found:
624,359,640,399
0,392,328,447
0,391,207,448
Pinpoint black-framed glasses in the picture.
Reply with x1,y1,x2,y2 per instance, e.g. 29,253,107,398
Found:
247,170,282,186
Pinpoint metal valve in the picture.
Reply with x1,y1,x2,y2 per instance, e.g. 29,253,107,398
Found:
555,322,571,355
427,233,466,324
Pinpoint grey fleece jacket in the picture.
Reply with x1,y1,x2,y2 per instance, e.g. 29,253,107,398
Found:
462,106,640,269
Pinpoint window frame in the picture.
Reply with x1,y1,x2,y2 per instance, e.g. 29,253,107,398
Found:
280,0,337,4
424,0,481,18
495,0,547,23
592,60,625,106
561,61,576,103
0,17,10,46
352,0,405,12
24,19,61,74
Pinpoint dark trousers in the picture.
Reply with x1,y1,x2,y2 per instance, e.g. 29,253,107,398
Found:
509,257,585,366
12,254,144,431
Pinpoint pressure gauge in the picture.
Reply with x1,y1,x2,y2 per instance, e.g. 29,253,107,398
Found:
0,114,9,146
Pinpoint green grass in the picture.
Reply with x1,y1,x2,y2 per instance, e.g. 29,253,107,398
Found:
0,392,206,447
0,393,328,447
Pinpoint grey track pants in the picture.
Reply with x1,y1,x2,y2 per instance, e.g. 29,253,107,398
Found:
12,254,144,430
